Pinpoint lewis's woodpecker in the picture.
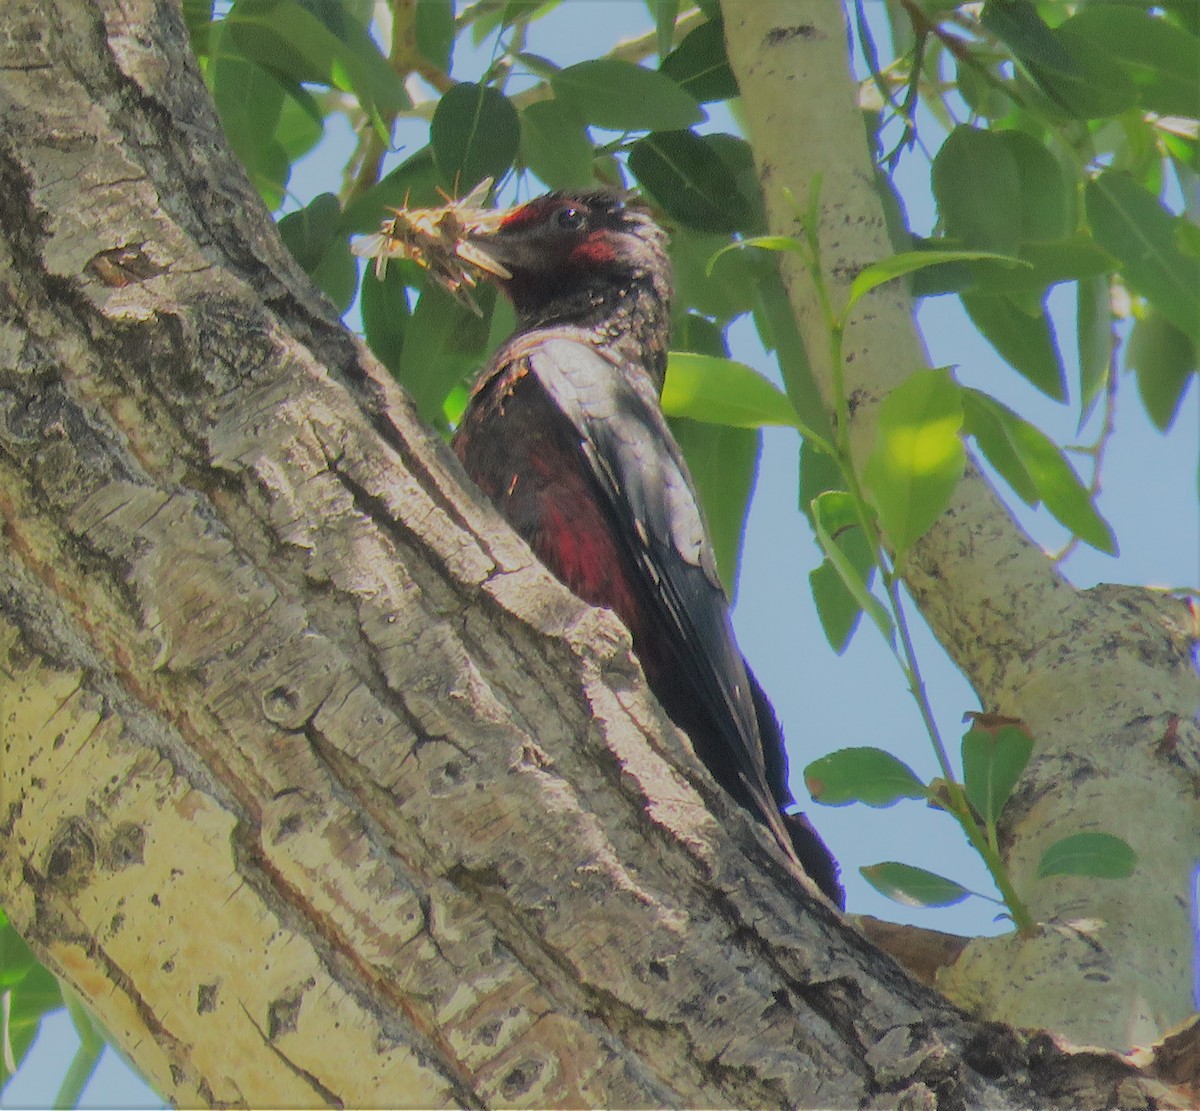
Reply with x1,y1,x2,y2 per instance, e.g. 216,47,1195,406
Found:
451,190,842,906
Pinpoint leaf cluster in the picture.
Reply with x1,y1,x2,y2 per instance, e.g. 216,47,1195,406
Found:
806,727,1135,918
884,0,1199,431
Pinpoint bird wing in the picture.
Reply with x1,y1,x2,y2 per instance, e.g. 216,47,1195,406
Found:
516,335,796,833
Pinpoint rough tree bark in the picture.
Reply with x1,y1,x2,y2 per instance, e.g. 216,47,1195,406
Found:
724,0,1200,1054
0,1,1192,1109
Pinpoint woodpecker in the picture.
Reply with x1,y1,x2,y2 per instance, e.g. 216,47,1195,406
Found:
451,190,842,906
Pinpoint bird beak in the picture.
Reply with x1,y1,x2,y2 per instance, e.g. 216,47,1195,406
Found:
458,213,539,277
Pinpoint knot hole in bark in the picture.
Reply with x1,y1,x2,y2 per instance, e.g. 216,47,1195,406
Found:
45,817,97,891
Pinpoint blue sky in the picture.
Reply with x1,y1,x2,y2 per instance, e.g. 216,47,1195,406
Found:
5,2,1195,1105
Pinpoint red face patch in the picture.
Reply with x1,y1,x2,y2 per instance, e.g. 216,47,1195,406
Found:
568,231,617,266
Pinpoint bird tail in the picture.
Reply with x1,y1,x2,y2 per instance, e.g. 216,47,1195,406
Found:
781,809,844,909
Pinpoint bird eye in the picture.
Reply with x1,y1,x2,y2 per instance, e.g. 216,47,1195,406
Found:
556,207,586,231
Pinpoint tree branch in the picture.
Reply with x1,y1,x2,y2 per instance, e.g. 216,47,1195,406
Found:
722,0,1199,1051
0,0,1190,1104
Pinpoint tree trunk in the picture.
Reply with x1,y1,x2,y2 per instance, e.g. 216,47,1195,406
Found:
0,0,1189,1107
723,0,1200,1053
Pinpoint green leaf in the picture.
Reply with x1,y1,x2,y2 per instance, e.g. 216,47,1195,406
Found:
1109,114,1165,190
965,234,1116,296
431,82,521,193
847,248,1030,311
673,312,729,359
1024,20,1138,120
933,126,1023,254
930,129,1072,249
398,280,495,423
225,0,406,116
809,488,861,535
803,441,876,653
277,192,341,273
207,45,290,207
956,58,1017,120
1076,274,1112,428
1037,832,1137,879
551,59,704,132
961,724,1034,830
325,4,411,115
961,387,1038,505
811,492,894,643
274,85,325,161
654,0,679,60
863,369,966,559
0,919,37,989
466,4,497,43
5,964,61,1026
703,134,767,235
981,0,1076,74
669,419,759,597
628,130,753,233
1160,128,1200,176
910,229,1117,297
310,238,358,312
519,99,594,189
1003,129,1072,242
1126,312,1198,432
0,956,62,1089
706,234,807,275
1163,0,1200,37
809,548,871,653
1086,171,1200,346
360,264,411,376
414,0,456,73
326,0,376,30
1177,218,1200,261
277,194,357,310
961,389,1118,553
670,228,763,321
514,51,561,80
1060,7,1200,120
661,353,796,428
860,862,972,908
805,747,927,808
659,18,738,103
798,435,844,525
753,269,833,445
499,0,557,30
961,292,1067,401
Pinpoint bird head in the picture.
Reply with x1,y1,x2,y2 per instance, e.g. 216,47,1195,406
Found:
464,190,671,329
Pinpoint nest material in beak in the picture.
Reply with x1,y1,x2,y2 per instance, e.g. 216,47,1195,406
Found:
350,177,510,316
